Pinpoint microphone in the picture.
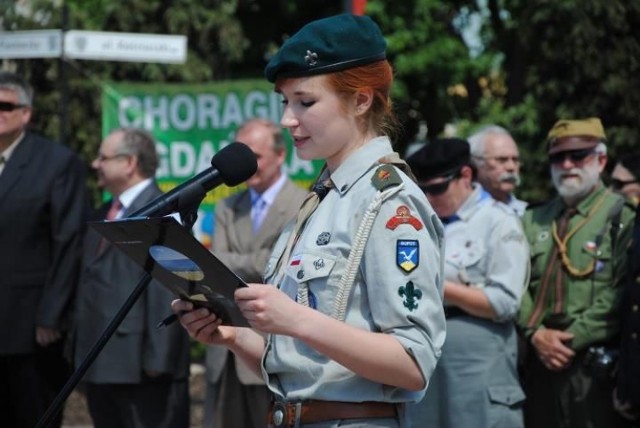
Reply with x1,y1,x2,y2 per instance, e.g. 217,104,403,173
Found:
128,142,257,218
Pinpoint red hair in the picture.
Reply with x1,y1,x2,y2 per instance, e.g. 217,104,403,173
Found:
325,60,399,138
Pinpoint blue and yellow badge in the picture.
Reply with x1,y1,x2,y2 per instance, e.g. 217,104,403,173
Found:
397,240,419,273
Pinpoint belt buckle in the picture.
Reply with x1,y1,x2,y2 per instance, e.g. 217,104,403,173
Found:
271,401,302,428
272,401,287,428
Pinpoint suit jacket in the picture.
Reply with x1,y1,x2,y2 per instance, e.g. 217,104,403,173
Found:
0,132,88,354
206,178,307,385
74,182,190,383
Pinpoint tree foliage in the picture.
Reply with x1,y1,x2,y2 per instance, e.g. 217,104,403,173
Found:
2,0,639,202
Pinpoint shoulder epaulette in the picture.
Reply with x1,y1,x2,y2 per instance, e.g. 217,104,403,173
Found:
371,164,403,191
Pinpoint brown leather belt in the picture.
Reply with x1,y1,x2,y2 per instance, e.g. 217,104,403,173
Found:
267,400,397,428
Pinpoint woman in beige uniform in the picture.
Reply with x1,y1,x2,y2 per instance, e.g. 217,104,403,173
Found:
172,14,446,428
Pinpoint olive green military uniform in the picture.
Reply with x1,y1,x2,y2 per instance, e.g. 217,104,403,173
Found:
517,183,635,428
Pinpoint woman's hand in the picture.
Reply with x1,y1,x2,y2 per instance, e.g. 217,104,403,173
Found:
170,300,236,345
235,283,308,336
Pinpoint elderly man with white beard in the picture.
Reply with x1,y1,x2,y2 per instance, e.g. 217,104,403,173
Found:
468,125,527,215
516,118,636,428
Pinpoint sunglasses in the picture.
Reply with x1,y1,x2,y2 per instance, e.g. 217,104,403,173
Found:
611,177,638,190
548,148,597,165
0,101,27,112
419,171,460,196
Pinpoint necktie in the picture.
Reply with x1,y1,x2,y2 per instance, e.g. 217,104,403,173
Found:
96,199,122,255
106,198,122,221
251,197,267,233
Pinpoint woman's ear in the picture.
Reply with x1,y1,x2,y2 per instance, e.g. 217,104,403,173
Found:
354,88,374,116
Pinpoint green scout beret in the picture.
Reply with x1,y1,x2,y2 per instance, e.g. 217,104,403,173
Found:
547,117,606,154
264,14,386,83
406,138,471,182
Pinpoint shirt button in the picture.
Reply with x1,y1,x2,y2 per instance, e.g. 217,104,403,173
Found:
632,333,638,340
633,305,639,312
297,270,305,279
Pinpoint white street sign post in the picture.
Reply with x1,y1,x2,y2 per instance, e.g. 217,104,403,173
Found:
64,30,187,64
0,30,63,59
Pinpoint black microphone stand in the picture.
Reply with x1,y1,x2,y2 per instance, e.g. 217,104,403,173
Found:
36,203,201,428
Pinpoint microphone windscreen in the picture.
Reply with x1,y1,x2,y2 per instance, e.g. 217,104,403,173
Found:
211,143,258,186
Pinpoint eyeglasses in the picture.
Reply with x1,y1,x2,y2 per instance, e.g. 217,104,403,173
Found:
419,171,460,196
95,153,128,163
475,155,521,165
611,177,638,190
548,148,597,165
0,101,27,112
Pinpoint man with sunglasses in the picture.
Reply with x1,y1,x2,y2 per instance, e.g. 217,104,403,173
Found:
610,153,640,205
468,125,527,216
405,138,529,428
517,118,635,428
0,71,89,427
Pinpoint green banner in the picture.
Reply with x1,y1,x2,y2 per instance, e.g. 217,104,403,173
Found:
102,80,321,247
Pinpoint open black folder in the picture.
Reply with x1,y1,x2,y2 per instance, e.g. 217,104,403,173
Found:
91,216,249,327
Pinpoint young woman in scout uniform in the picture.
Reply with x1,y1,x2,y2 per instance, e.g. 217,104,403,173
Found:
171,13,446,428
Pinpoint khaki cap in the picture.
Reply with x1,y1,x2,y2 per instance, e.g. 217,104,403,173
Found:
547,117,606,154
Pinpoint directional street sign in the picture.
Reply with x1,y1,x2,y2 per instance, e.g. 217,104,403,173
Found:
0,30,63,59
64,30,187,64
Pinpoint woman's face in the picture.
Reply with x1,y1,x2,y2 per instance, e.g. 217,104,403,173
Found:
277,75,366,172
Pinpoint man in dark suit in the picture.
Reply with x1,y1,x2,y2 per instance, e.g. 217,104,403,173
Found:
203,119,307,428
0,71,89,427
74,128,190,428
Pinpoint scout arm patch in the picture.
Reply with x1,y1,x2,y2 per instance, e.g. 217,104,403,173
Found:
372,164,402,191
397,239,419,273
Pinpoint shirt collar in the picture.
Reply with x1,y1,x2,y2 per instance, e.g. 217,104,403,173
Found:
562,181,607,217
330,136,394,195
0,131,25,162
118,178,154,210
249,173,286,207
453,183,491,221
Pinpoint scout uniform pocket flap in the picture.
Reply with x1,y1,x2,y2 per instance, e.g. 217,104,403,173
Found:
285,251,337,284
487,385,525,407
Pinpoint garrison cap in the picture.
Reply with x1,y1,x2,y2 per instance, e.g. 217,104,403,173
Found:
264,14,386,83
547,117,606,154
406,138,471,182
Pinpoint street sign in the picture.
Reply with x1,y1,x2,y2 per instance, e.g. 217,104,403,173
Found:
0,30,63,59
64,30,187,64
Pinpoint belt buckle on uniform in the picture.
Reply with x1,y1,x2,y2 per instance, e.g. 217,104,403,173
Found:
272,401,302,428
272,401,287,428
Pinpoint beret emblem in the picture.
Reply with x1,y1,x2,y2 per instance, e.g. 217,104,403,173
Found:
305,50,318,66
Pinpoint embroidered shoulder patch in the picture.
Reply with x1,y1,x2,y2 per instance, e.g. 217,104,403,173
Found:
386,205,424,231
501,230,525,243
397,240,419,273
372,164,402,191
398,281,422,311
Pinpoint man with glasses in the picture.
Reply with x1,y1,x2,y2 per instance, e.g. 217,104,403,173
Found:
405,138,529,428
0,71,89,427
468,125,527,215
610,153,640,205
517,118,635,428
74,128,190,428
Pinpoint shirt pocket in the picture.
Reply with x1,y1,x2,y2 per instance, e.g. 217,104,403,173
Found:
446,239,485,287
283,251,337,313
582,240,613,283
